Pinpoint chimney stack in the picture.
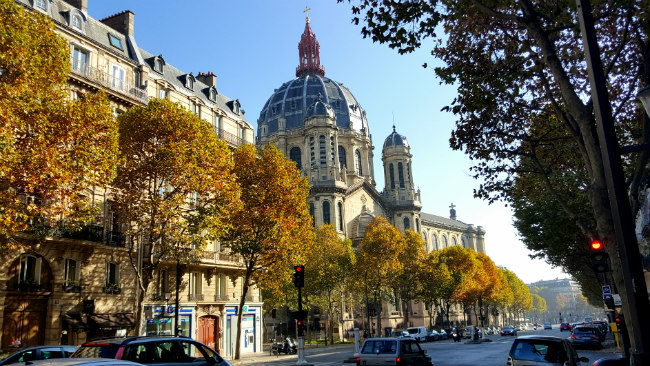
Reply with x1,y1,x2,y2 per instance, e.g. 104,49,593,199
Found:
100,10,135,37
196,72,217,88
63,0,87,12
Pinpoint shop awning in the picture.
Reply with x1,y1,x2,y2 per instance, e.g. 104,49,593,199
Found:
89,313,136,329
62,313,88,331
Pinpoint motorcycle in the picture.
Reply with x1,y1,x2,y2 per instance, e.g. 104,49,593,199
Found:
271,337,296,355
285,337,297,354
451,330,462,342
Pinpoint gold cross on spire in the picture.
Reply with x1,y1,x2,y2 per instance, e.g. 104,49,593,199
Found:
304,6,311,22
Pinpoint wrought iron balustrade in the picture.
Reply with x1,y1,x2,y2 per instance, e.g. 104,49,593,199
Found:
70,60,148,104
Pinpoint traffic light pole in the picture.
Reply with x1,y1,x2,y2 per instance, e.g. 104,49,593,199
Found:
577,1,650,364
295,268,311,366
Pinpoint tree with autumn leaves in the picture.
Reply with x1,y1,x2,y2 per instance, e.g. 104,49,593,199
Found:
221,143,313,359
112,98,237,335
0,0,118,248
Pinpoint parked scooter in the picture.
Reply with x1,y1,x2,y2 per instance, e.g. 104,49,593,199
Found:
271,337,297,355
285,337,297,354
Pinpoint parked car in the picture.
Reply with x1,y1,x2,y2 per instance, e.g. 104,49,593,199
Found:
437,329,448,340
425,330,440,342
406,326,428,342
72,336,230,366
355,337,433,366
570,326,603,349
508,335,589,366
560,323,571,331
544,322,552,330
0,346,78,365
501,325,517,336
463,328,473,339
12,359,142,366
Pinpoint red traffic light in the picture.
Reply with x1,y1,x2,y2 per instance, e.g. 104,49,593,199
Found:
296,266,302,272
297,320,302,326
591,240,603,250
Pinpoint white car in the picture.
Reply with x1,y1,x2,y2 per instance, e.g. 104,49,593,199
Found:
406,326,428,342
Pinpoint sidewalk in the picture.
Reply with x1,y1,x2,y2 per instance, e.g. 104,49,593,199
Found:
228,342,354,366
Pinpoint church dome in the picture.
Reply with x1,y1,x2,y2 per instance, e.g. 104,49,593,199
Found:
383,126,409,149
257,18,369,136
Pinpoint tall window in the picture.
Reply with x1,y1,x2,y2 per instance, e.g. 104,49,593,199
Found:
64,259,79,286
154,58,163,73
355,150,362,175
190,272,202,299
407,163,412,184
422,233,428,251
210,88,217,101
403,217,410,230
319,135,326,166
338,146,346,169
106,262,119,287
35,0,46,10
111,64,125,90
337,202,343,231
19,255,40,284
290,147,302,170
398,162,405,188
309,203,315,227
415,218,420,232
389,163,395,189
216,274,227,300
330,136,335,163
72,46,88,74
452,237,457,246
159,88,168,99
322,201,331,225
72,15,81,29
310,137,316,166
158,269,167,294
432,234,438,250
442,235,448,248
240,126,246,141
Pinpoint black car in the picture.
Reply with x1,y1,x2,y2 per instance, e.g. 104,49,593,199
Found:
72,336,230,366
560,322,571,331
0,346,78,365
355,337,433,366
501,325,517,336
570,326,603,349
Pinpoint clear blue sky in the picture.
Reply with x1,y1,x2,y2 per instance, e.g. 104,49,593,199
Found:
88,1,567,284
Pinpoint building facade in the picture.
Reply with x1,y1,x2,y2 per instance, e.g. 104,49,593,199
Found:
1,0,260,356
256,17,486,336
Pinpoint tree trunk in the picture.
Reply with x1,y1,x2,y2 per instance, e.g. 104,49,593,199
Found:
234,263,253,360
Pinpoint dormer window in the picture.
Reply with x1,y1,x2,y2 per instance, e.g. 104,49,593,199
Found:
72,15,81,29
185,74,194,90
233,100,241,114
209,87,217,102
153,56,165,74
35,0,47,11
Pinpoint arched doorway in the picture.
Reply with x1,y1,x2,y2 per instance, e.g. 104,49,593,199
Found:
198,315,220,353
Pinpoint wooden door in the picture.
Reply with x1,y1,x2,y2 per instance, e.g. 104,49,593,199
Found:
2,299,46,348
198,316,219,352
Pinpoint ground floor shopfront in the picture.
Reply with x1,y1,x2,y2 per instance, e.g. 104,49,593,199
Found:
142,302,263,357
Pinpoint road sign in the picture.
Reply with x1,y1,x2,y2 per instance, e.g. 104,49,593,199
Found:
613,294,622,306
603,293,613,300
602,285,611,294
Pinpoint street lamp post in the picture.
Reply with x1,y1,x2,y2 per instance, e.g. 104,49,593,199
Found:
576,1,650,364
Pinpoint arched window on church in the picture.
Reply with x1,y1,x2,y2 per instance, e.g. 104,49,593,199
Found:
398,162,405,188
389,163,395,189
422,233,428,251
407,163,412,183
415,218,420,232
403,217,410,230
432,234,438,250
338,146,347,169
442,235,448,248
452,237,457,246
461,238,467,248
319,135,326,166
309,203,315,227
290,147,302,171
355,150,362,175
323,201,331,225
338,202,343,231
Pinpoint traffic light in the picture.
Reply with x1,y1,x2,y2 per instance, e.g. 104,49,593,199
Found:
615,314,625,331
297,319,304,337
293,265,305,287
589,239,610,273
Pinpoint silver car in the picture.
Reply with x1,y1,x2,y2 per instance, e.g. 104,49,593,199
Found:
508,336,589,366
355,338,433,366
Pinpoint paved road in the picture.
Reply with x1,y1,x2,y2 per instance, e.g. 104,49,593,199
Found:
231,328,623,366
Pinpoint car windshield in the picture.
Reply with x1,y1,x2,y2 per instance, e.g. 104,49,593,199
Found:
504,326,514,330
361,340,397,355
574,328,596,335
511,340,568,363
72,344,120,359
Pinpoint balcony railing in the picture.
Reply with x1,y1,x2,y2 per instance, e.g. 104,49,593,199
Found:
215,128,244,147
70,60,148,104
26,221,126,247
106,230,126,247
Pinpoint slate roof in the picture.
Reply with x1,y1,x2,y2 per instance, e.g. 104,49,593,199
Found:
383,127,410,149
139,49,251,127
258,74,369,135
419,212,469,230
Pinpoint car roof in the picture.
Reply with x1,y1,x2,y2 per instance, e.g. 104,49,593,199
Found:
515,335,564,341
83,335,192,345
14,359,141,366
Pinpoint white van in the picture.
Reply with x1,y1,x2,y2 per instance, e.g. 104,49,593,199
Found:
406,326,427,342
